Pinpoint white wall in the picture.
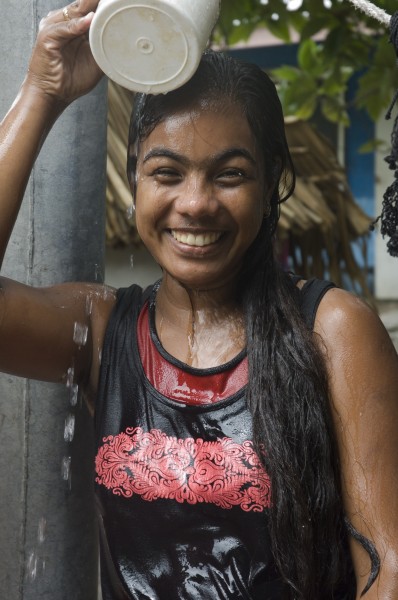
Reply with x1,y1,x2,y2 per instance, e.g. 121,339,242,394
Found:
375,117,398,299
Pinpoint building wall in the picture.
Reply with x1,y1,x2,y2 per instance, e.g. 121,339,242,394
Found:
375,117,398,298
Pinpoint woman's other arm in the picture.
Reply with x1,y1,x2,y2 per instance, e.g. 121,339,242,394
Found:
316,289,398,598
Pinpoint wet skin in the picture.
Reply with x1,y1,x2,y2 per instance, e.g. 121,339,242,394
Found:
133,105,270,366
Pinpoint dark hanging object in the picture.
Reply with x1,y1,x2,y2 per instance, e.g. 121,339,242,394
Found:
373,12,398,256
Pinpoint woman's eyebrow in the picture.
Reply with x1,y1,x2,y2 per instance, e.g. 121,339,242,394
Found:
213,148,257,166
143,147,257,166
143,148,187,164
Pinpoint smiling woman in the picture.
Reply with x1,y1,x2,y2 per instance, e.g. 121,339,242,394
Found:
1,3,398,600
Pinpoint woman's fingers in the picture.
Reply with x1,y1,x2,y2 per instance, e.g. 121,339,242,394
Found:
44,0,100,24
27,1,104,105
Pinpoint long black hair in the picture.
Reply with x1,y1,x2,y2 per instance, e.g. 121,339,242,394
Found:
127,51,378,599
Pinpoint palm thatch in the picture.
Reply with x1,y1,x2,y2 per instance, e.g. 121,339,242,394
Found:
106,81,372,297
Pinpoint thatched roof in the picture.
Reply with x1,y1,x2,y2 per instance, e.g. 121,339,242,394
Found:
106,82,372,297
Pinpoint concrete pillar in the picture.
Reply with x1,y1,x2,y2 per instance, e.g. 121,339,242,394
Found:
0,1,107,598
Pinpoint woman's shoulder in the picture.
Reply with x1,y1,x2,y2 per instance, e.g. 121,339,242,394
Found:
313,285,398,413
313,285,384,345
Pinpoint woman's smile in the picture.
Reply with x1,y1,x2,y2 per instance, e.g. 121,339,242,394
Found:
170,230,223,248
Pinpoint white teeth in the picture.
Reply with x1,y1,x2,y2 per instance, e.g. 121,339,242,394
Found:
171,231,222,247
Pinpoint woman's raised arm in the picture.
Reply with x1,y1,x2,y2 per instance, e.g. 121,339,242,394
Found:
0,0,103,264
0,1,114,400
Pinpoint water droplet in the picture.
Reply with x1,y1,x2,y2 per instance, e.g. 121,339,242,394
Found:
126,204,135,219
26,551,38,581
64,414,76,443
66,367,74,388
85,295,93,316
38,518,46,544
61,456,72,482
69,384,79,407
94,264,103,283
73,322,88,347
130,255,134,269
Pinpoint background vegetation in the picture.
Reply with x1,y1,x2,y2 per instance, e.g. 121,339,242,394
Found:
215,0,398,127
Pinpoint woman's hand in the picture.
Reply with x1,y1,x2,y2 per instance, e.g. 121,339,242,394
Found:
26,0,104,107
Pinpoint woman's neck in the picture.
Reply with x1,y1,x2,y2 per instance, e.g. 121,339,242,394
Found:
154,274,246,368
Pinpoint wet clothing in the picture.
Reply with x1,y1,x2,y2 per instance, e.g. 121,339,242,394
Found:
94,278,335,600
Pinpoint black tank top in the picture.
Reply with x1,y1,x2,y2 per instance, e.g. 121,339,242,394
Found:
94,278,335,600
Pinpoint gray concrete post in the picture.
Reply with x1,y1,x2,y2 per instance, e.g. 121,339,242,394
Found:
0,1,107,598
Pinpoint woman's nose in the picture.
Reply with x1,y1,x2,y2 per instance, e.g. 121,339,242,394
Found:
174,176,219,219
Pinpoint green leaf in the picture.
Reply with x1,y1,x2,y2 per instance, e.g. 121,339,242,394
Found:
321,97,350,126
281,74,318,119
264,17,291,43
358,138,388,154
356,66,397,120
272,65,301,83
300,15,339,40
298,39,318,70
295,96,318,120
226,21,260,45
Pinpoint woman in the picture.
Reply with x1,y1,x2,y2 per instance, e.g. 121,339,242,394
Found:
1,1,398,598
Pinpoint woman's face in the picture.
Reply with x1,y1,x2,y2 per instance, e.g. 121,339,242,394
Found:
134,103,270,291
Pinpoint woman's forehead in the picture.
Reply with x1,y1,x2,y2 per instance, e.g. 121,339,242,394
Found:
139,104,256,157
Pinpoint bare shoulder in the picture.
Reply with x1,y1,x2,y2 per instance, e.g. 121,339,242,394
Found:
313,285,398,418
314,287,395,361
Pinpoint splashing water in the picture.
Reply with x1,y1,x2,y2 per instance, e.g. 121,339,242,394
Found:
94,264,103,283
25,518,47,583
126,204,135,219
85,295,93,316
69,384,79,407
66,367,74,388
37,518,46,545
65,367,79,406
61,456,72,490
73,322,88,347
64,414,76,443
26,551,38,582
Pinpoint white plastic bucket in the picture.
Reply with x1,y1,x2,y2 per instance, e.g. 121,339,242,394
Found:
89,0,221,94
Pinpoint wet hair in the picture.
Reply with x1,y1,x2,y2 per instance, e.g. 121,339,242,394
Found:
127,51,377,599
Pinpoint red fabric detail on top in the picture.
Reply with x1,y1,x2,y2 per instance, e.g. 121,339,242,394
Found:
95,427,271,512
137,302,248,405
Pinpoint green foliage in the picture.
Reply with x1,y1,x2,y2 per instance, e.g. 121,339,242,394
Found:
215,0,398,125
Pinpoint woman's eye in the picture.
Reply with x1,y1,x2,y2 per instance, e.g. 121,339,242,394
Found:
217,169,245,183
153,168,181,181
